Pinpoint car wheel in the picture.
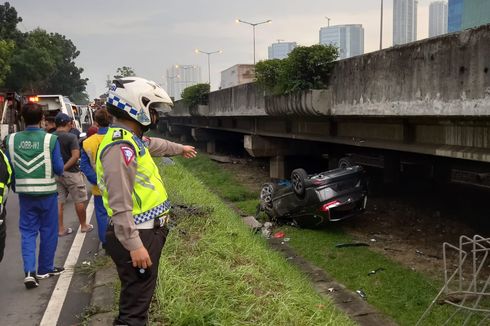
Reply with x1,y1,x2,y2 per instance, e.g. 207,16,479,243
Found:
260,183,276,212
291,168,308,197
338,156,353,169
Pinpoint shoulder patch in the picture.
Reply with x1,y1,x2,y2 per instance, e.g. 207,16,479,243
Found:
112,129,123,140
120,145,135,166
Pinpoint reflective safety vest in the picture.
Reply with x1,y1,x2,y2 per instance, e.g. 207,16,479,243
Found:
0,150,12,207
82,133,105,196
95,127,170,224
6,131,57,195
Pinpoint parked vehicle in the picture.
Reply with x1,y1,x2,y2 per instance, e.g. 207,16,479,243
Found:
26,95,82,131
259,166,368,227
76,105,94,132
0,92,25,143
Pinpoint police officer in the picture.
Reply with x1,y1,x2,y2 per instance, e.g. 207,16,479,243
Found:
96,77,196,325
0,148,12,263
6,103,65,289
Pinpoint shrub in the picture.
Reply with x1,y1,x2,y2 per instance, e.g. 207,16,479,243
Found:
255,44,338,95
181,83,210,108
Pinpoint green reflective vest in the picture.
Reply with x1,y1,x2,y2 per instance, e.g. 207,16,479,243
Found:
0,150,12,205
6,130,57,195
95,127,170,224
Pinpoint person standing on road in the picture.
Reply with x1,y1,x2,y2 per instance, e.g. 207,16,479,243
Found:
96,77,197,326
80,108,111,246
54,112,92,236
44,116,56,133
5,103,65,289
0,148,12,263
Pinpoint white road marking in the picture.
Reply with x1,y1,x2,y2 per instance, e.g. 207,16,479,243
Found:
40,199,95,326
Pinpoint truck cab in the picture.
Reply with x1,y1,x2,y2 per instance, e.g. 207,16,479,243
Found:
27,95,81,131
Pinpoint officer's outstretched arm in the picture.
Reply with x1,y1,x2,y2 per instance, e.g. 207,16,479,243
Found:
146,137,196,158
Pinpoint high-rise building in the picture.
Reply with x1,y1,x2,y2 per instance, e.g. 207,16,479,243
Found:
449,0,465,32
166,65,202,101
268,41,297,60
449,0,490,32
319,24,364,59
429,1,448,37
393,0,418,45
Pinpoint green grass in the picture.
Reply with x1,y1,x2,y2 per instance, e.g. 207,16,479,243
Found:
282,226,475,325
163,154,486,326
174,155,257,203
153,158,354,325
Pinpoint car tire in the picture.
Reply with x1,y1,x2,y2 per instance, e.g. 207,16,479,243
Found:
260,183,276,215
291,168,308,197
338,156,354,169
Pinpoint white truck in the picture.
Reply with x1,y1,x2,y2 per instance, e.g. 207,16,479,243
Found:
0,94,83,142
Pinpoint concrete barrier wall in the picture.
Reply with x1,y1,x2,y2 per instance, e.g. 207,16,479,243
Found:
169,83,267,117
169,24,490,117
328,24,490,116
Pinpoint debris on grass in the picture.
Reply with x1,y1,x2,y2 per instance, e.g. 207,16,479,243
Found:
209,154,247,164
241,215,262,231
356,289,367,300
261,222,273,238
367,268,385,276
273,231,286,239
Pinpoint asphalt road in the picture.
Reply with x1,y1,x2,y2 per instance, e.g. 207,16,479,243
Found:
0,193,101,326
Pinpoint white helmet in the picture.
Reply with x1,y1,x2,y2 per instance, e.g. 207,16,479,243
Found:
106,77,173,126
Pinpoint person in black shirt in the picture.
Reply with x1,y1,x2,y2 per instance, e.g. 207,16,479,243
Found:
53,113,92,236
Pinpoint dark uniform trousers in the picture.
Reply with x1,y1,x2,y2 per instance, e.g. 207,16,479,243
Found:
106,224,169,326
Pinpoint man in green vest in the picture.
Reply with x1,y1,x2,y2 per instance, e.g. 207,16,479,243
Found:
6,102,65,289
0,148,12,263
96,77,196,326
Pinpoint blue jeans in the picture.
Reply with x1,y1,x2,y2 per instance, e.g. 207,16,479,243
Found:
94,195,109,244
19,193,58,274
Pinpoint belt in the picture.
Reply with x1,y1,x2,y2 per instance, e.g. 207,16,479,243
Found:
109,214,169,230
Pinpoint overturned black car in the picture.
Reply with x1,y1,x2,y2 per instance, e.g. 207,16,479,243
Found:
259,166,368,227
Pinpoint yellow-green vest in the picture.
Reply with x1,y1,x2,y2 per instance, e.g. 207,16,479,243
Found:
95,127,170,224
0,150,12,206
82,133,105,196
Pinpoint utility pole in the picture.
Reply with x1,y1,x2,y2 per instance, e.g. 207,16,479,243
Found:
380,0,384,50
325,16,331,27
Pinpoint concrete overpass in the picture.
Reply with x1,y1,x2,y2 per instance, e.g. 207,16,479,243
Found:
160,24,490,186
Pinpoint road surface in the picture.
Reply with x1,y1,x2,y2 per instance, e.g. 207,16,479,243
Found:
0,192,102,326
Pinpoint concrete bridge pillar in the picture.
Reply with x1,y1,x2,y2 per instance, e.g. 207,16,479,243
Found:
206,140,216,154
270,156,286,179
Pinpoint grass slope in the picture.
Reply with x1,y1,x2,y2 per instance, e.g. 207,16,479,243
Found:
170,154,484,326
153,157,353,325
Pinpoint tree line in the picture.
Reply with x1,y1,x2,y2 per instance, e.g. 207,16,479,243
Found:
0,2,88,103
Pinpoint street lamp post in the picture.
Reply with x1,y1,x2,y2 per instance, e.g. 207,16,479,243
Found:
236,19,271,65
195,49,222,85
380,0,384,50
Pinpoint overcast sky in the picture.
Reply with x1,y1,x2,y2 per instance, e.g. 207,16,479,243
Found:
11,0,434,99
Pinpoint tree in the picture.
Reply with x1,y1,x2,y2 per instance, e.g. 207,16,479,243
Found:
181,83,210,108
255,44,338,95
0,40,14,88
114,66,135,79
0,2,24,43
6,28,87,97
